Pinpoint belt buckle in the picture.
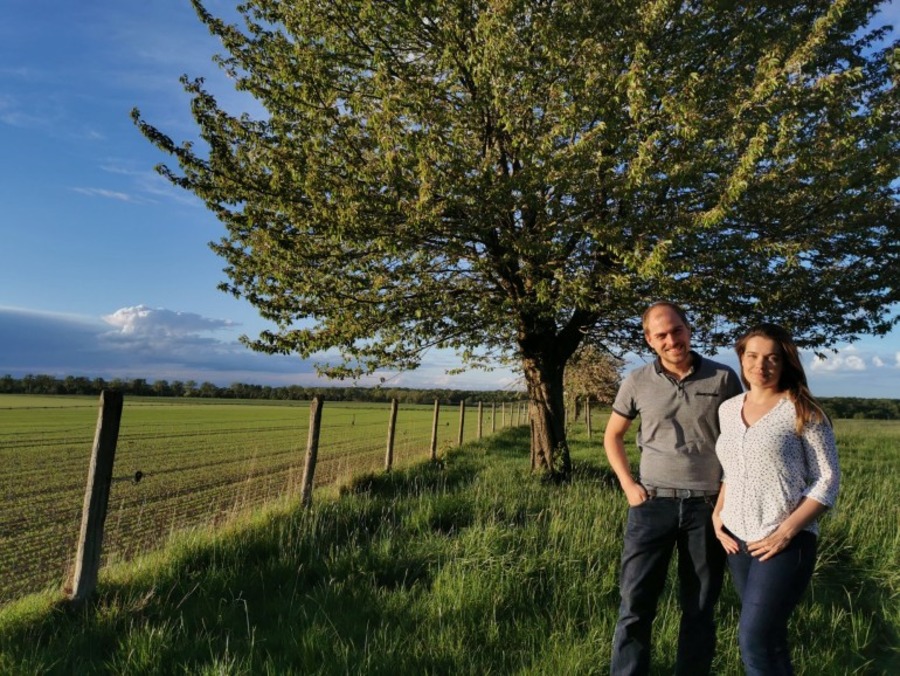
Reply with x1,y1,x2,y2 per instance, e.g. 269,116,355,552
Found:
683,489,694,498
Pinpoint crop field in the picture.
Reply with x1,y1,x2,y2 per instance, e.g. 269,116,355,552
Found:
0,394,519,605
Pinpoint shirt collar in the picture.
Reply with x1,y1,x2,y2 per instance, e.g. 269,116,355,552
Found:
654,350,701,378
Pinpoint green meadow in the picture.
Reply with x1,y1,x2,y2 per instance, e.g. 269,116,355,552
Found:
0,405,897,674
0,394,511,604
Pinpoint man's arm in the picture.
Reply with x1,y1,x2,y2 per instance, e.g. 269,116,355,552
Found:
604,411,648,506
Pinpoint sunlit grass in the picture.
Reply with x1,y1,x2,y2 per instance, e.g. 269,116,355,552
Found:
0,418,896,674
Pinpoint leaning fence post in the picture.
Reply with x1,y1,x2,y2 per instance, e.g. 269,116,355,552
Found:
477,402,484,440
457,400,466,446
300,397,323,509
69,389,124,604
385,398,398,471
430,399,440,461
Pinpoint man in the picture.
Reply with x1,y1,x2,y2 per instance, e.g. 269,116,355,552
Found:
605,301,743,675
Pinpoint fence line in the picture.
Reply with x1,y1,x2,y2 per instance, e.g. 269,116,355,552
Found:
0,394,525,606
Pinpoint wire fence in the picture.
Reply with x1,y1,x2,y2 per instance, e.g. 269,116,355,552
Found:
0,395,526,605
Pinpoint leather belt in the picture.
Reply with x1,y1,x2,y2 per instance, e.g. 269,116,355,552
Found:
644,486,718,498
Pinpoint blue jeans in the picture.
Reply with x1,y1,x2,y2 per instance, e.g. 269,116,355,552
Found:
727,530,817,676
610,496,725,675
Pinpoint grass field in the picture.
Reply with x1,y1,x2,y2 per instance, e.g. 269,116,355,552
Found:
0,413,896,674
0,394,516,604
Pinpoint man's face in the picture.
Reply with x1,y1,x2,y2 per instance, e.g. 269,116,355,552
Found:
644,307,692,371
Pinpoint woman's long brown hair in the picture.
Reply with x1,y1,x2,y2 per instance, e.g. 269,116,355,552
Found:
735,323,829,435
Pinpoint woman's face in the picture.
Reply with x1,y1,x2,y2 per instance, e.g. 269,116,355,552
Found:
741,335,784,390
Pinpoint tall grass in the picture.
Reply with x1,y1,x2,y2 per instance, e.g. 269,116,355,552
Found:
0,418,896,674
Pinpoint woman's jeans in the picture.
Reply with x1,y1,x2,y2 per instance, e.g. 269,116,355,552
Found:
611,495,724,675
727,530,817,676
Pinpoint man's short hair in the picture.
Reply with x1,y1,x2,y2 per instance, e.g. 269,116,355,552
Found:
642,302,690,334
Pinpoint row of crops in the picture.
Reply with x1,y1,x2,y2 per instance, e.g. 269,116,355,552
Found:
0,395,523,604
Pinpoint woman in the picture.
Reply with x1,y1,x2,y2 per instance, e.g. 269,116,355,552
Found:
713,323,840,675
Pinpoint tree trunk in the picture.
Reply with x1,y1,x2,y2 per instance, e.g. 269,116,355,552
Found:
522,353,571,479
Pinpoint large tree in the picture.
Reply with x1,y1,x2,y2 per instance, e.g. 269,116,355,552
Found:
135,0,898,478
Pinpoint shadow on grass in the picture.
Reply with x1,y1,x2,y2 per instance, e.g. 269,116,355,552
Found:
571,461,618,487
1,512,456,673
0,438,529,674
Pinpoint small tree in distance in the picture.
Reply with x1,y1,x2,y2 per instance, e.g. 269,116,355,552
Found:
565,344,624,418
134,0,898,479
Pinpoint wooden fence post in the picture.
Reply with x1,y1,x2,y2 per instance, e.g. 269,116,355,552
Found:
69,389,124,604
491,402,496,433
477,402,483,439
530,409,537,469
457,400,466,446
385,398,398,471
501,402,506,428
585,396,593,440
300,397,323,509
430,399,440,461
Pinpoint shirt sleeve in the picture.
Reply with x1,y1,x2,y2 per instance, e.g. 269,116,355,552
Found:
800,419,841,507
611,374,638,420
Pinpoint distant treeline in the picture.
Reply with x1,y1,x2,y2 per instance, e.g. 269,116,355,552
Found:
0,374,523,405
817,397,900,421
2,374,897,419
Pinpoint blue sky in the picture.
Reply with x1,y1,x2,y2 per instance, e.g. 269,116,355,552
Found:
1,1,898,397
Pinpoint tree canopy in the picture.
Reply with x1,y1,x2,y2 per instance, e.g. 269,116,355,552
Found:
134,0,899,476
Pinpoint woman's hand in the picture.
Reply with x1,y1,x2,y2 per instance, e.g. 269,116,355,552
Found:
712,510,739,554
747,525,795,561
748,498,828,561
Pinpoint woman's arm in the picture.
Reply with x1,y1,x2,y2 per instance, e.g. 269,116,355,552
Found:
712,483,739,554
800,418,841,508
749,414,840,561
747,496,828,561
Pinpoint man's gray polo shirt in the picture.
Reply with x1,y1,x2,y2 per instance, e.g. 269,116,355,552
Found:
612,352,743,492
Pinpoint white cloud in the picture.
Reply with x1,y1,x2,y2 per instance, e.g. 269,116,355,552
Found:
808,343,900,376
844,355,866,371
96,160,203,206
809,352,866,373
102,305,237,338
71,187,141,203
0,305,283,383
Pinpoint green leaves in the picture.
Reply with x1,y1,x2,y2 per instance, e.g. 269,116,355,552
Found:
136,0,898,377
